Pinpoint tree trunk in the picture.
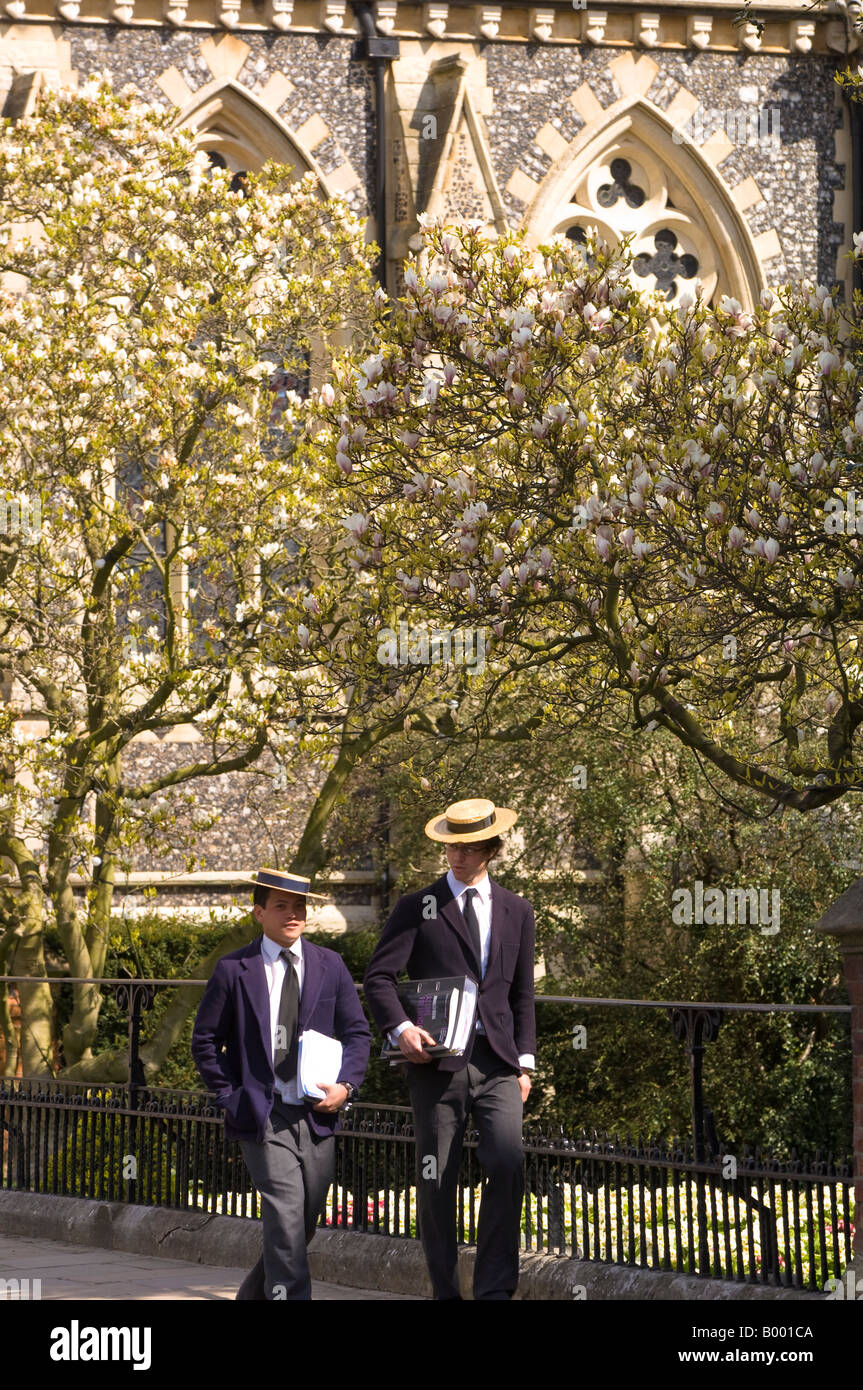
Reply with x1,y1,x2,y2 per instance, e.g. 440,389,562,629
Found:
86,755,121,978
13,874,53,1076
0,844,53,1076
0,982,17,1076
47,803,100,1067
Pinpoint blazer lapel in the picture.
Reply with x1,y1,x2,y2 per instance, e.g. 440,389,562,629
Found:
298,941,325,1029
489,879,511,973
239,938,272,1059
435,874,482,976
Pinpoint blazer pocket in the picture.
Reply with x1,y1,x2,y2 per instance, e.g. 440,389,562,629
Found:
221,1085,241,1113
224,1087,255,1130
499,944,518,982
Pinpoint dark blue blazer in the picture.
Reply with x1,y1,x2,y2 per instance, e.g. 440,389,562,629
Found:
363,873,536,1073
192,934,371,1143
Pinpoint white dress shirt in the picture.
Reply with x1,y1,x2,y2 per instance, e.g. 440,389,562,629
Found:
261,932,304,1103
448,868,493,978
392,870,534,1070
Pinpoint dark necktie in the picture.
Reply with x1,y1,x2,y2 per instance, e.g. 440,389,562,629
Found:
462,888,482,976
274,948,300,1081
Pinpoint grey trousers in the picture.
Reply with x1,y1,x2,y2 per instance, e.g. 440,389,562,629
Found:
406,1036,525,1301
237,1097,334,1301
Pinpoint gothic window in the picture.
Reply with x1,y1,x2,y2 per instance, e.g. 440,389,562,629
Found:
265,351,311,429
174,86,331,640
200,150,310,421
114,460,168,653
550,143,717,309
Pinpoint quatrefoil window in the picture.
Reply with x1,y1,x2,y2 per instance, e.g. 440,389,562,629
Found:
633,228,699,300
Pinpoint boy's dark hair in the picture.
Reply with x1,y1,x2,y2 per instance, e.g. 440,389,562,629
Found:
480,836,503,860
253,883,272,910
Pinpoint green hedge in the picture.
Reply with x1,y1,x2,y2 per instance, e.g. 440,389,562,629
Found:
43,1102,175,1203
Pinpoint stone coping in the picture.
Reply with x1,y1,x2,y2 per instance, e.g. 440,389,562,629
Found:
0,5,847,57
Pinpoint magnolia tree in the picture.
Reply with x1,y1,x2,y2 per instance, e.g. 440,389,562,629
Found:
317,220,863,818
0,79,459,1078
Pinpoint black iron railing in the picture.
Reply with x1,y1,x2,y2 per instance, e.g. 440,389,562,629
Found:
1,977,852,1162
0,1079,853,1289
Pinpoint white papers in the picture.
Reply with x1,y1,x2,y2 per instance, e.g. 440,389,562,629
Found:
298,1029,344,1099
450,978,478,1054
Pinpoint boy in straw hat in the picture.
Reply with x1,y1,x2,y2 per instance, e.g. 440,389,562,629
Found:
364,798,536,1301
192,868,370,1300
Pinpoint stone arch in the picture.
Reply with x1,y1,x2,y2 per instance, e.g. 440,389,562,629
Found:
520,94,772,311
175,79,332,192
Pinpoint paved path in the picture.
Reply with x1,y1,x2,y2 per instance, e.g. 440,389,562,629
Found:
0,1233,424,1300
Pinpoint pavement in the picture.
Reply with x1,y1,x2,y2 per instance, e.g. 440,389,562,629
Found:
0,1233,425,1300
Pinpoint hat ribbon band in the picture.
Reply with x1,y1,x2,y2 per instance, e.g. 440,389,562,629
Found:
445,811,496,835
257,872,310,893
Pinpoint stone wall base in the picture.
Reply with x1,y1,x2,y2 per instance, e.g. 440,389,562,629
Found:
0,1191,829,1300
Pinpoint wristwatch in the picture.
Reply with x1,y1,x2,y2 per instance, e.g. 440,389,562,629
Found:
340,1081,357,1101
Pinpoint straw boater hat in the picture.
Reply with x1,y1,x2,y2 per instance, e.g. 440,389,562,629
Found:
243,869,326,900
424,797,518,844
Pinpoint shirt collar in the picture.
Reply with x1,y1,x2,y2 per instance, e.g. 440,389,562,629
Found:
261,933,303,963
447,868,491,904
